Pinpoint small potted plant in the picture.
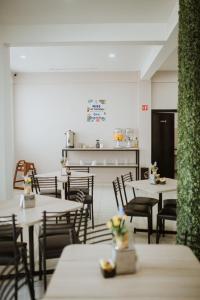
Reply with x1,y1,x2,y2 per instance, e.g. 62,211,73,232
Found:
149,162,159,184
107,211,128,250
24,176,32,195
21,176,35,208
107,210,137,275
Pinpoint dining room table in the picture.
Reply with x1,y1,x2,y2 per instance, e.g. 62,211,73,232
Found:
43,243,200,300
125,178,177,211
0,194,82,276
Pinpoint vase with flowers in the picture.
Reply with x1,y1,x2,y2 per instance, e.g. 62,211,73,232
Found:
107,210,137,275
107,211,129,250
24,176,32,195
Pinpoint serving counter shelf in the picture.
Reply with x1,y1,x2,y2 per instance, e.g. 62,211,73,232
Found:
62,147,140,180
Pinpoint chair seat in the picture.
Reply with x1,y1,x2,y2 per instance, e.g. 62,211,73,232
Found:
124,203,150,217
39,234,73,259
157,207,177,220
129,197,158,207
39,223,75,237
40,189,61,197
0,225,22,240
84,194,92,204
68,188,89,197
68,193,92,204
0,241,26,265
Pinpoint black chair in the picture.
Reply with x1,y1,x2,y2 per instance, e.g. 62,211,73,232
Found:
113,177,152,244
31,172,61,198
67,176,94,228
121,172,159,208
178,229,200,260
0,222,23,243
39,191,88,290
156,206,177,243
0,215,35,300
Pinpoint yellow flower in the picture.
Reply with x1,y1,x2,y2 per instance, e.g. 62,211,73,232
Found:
24,177,32,184
112,215,121,227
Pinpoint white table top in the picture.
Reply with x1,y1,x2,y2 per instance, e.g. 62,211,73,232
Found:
126,178,177,195
44,244,200,300
35,170,95,183
0,194,82,227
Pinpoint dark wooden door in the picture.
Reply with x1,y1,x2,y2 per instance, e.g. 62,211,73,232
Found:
152,112,174,178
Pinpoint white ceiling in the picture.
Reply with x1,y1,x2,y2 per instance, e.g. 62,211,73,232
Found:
0,0,176,25
10,45,161,72
4,0,178,75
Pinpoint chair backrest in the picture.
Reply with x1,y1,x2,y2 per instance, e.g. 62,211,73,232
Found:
72,191,89,243
121,172,135,202
42,191,88,245
0,215,18,250
32,175,58,197
13,160,37,190
67,176,94,198
0,215,34,300
69,166,90,173
0,248,35,300
112,177,126,209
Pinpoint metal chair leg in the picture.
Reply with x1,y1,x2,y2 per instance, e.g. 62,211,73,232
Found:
39,245,42,280
43,254,47,291
156,215,160,244
147,214,151,244
22,247,35,300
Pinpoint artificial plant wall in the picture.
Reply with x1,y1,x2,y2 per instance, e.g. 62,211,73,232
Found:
177,0,200,259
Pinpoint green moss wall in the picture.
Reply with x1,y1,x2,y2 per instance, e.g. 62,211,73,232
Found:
177,0,200,259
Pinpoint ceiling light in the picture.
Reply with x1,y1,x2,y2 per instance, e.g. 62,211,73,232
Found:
108,53,116,59
20,55,26,59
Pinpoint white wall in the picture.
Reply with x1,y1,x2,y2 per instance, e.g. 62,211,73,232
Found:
152,71,178,109
13,71,178,183
14,72,139,182
0,45,14,201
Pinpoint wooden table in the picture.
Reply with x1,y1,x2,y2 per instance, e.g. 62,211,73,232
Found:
44,244,200,300
0,194,82,276
126,178,177,210
35,170,95,199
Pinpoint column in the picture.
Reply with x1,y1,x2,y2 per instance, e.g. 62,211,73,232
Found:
0,45,14,201
137,79,152,172
177,0,200,259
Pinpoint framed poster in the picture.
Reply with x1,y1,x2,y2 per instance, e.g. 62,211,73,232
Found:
87,99,106,123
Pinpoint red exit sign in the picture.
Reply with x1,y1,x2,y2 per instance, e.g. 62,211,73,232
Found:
142,104,148,111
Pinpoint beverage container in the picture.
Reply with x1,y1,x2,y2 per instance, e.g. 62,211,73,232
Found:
65,130,75,148
96,139,100,148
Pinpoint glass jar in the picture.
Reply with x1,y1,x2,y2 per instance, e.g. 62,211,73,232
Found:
113,128,124,148
125,128,134,148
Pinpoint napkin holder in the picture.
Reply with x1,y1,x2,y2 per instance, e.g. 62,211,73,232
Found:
20,193,36,209
112,246,137,275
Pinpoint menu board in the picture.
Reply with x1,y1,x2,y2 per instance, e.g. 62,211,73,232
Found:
87,99,106,123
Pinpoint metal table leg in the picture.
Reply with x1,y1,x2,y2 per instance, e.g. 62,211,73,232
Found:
158,192,162,211
28,225,35,277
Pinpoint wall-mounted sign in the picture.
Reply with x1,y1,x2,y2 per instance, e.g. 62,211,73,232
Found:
87,99,106,122
142,104,148,111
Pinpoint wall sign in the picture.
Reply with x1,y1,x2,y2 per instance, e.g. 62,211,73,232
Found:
87,99,106,122
142,104,149,111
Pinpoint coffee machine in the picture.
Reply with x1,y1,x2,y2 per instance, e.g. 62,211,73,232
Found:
65,130,75,148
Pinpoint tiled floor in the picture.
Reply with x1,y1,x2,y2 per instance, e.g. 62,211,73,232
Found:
15,183,177,299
